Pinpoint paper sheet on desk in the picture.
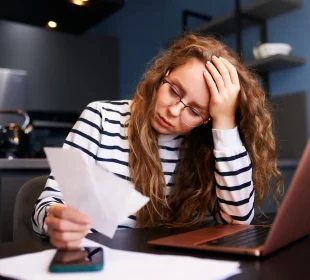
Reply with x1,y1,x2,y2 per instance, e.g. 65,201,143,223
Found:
44,147,149,238
0,238,241,280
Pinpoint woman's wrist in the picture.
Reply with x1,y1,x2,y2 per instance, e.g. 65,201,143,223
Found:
212,126,243,151
212,117,236,129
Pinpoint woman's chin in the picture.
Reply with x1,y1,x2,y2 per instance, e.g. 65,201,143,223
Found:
150,118,171,135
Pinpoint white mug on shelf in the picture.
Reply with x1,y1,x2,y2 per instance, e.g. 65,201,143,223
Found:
253,42,292,60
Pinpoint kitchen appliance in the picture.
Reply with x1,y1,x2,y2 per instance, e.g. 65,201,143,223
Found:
0,110,32,158
0,67,29,158
27,111,79,158
0,68,27,111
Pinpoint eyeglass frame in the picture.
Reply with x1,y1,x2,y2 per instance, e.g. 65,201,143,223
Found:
161,78,211,127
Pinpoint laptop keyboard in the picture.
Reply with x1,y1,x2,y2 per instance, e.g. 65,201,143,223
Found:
201,226,270,248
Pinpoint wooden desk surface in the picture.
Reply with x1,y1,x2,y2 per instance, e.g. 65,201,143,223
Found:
1,226,310,280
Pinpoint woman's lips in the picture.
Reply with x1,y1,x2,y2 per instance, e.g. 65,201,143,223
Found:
158,114,172,128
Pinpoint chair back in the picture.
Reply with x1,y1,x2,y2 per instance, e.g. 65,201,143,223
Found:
13,175,48,241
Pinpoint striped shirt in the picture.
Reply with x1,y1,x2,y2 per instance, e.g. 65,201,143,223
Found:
32,100,254,237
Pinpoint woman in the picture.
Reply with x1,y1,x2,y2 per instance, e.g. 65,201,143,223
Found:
32,33,282,248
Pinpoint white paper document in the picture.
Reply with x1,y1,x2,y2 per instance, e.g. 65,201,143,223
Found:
0,238,241,280
44,147,149,238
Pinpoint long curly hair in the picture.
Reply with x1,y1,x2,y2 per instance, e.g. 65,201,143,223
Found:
127,33,283,227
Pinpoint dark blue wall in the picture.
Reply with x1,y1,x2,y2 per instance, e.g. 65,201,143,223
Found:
92,0,309,134
0,20,119,113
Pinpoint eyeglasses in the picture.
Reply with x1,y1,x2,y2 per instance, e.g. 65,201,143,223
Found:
162,78,209,127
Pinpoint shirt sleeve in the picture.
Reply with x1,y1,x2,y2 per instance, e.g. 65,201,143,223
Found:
212,126,254,225
32,101,104,237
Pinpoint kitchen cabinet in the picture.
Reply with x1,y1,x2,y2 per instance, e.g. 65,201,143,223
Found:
0,159,50,243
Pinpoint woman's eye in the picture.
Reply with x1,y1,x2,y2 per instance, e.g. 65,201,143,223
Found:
169,86,179,97
189,108,200,117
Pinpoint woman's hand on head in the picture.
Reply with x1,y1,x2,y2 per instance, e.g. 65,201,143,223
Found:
203,56,240,129
45,204,91,249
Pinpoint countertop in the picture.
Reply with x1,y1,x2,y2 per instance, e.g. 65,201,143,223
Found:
0,158,50,169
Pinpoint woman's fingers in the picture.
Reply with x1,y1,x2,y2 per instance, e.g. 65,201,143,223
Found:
49,204,91,225
45,215,90,232
204,56,240,125
46,204,91,249
50,238,82,249
203,68,220,102
206,60,225,93
219,57,240,87
210,56,232,88
50,229,89,242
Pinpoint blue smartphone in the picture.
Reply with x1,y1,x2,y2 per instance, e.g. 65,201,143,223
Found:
49,246,104,273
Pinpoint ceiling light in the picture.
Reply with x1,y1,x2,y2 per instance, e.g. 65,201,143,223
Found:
69,0,89,6
47,21,57,28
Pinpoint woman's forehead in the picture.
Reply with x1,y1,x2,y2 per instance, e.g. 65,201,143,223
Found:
171,58,206,76
168,59,210,106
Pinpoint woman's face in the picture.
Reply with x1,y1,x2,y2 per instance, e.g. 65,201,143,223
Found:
151,58,211,135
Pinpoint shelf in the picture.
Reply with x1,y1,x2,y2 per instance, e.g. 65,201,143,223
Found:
277,159,299,168
32,120,74,129
245,54,305,72
195,0,302,35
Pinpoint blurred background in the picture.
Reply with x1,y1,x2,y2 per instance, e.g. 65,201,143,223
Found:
0,0,308,159
0,0,308,242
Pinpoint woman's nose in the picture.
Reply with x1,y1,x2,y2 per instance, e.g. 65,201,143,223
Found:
168,102,184,117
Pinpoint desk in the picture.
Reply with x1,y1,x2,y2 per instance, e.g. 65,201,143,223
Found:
1,227,309,280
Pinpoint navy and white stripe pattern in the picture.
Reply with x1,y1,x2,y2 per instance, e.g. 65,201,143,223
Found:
212,127,254,225
32,100,254,237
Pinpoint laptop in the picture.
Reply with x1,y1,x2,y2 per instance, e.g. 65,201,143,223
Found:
148,139,310,257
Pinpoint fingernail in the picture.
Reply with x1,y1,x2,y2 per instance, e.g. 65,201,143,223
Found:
84,217,91,223
207,61,212,65
219,56,224,60
212,55,217,59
